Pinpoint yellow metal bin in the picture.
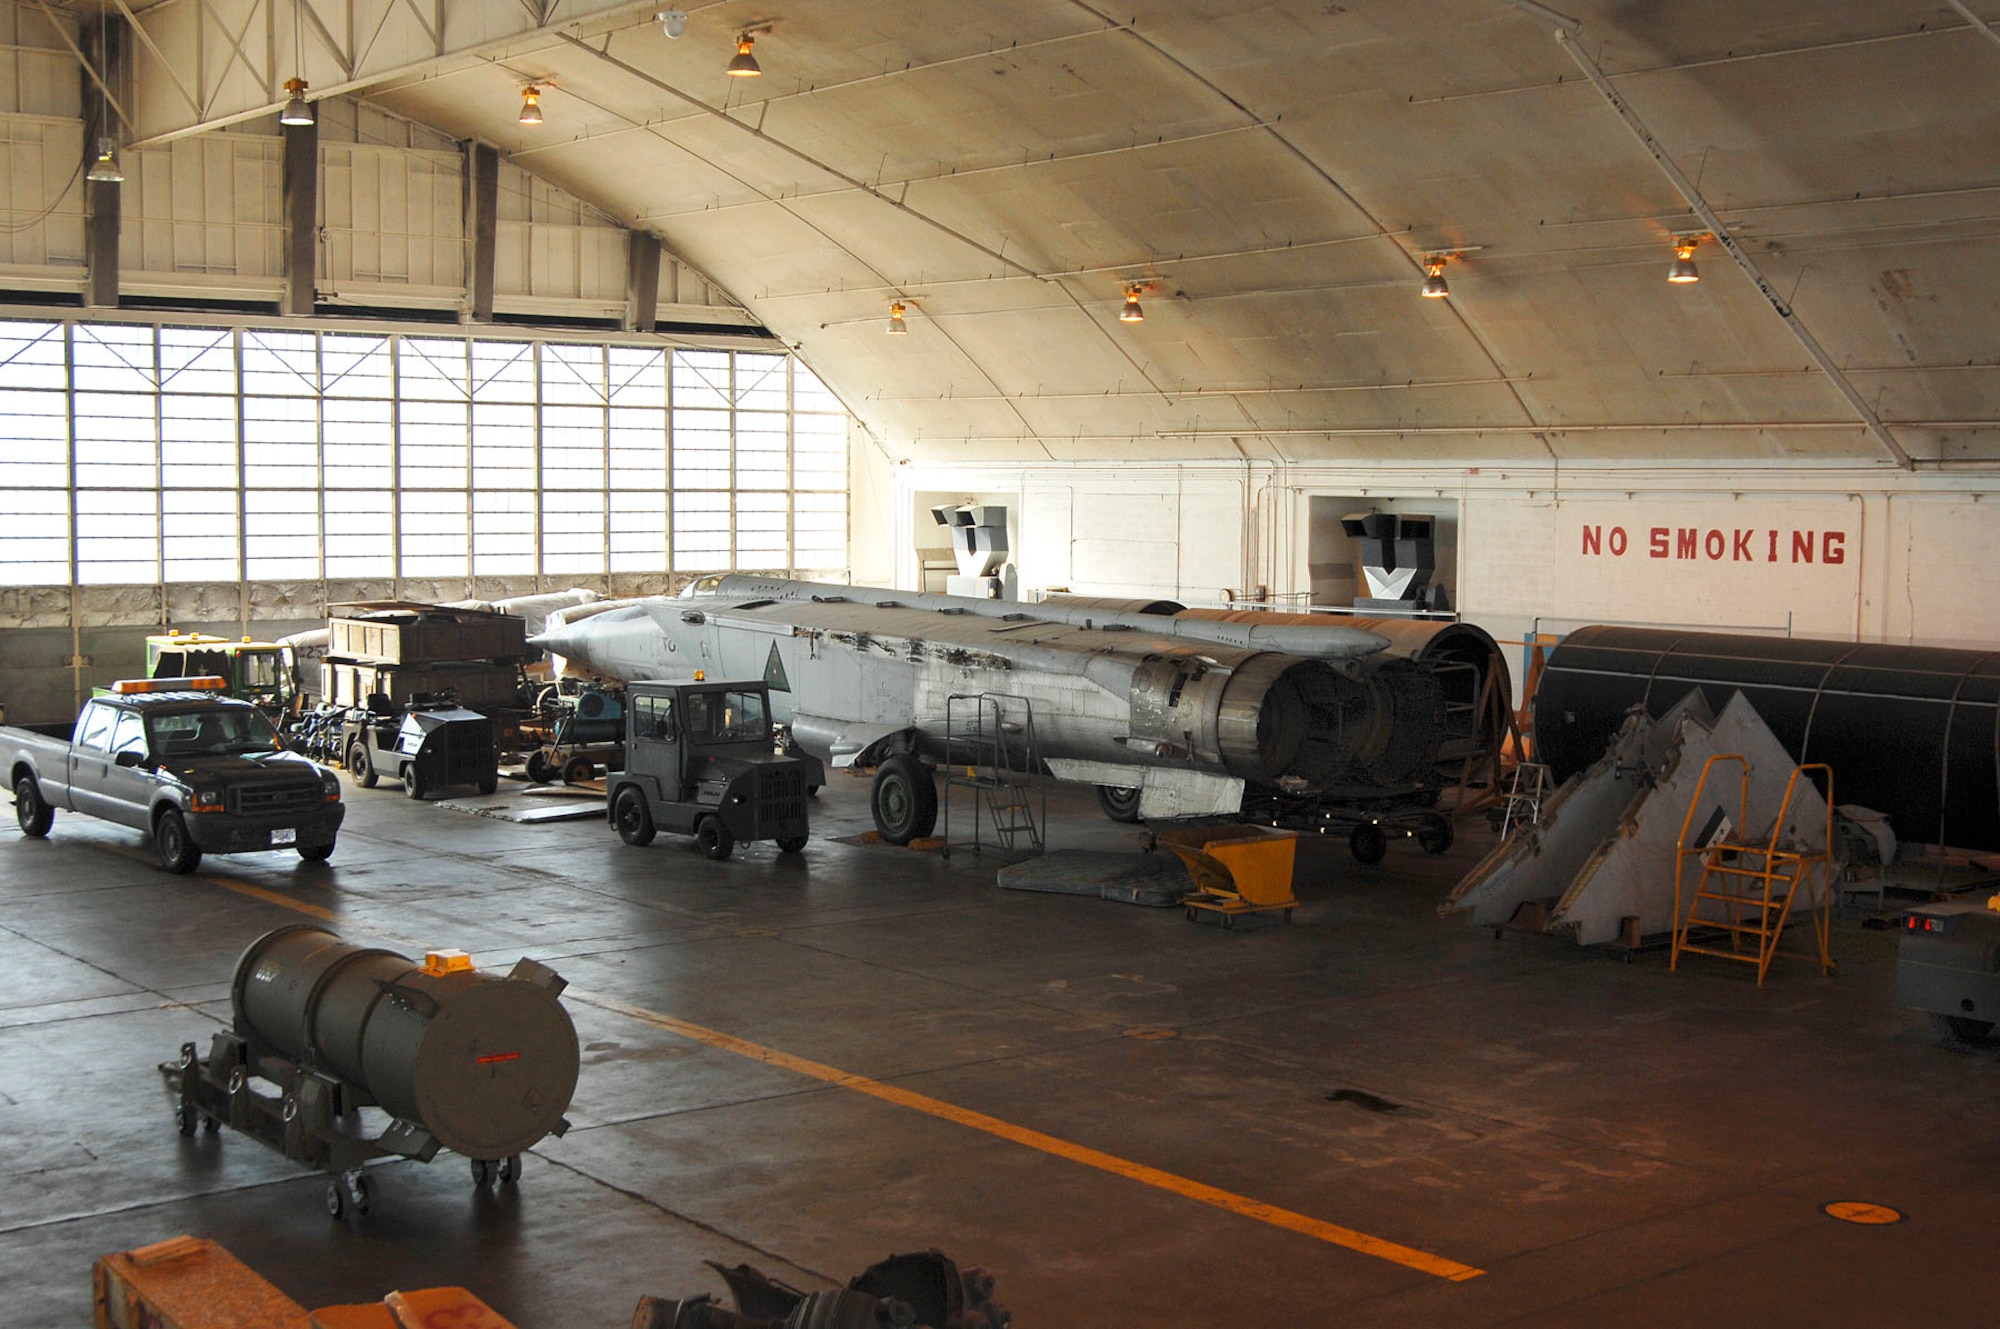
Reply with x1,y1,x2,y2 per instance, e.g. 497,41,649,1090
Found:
1157,824,1301,926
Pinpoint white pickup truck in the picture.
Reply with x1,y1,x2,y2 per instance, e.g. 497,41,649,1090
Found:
5,677,344,873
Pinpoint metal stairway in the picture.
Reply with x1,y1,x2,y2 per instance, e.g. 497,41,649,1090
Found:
1672,755,1835,985
941,692,1044,860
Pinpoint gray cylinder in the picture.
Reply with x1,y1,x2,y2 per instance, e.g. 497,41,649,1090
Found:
230,924,580,1160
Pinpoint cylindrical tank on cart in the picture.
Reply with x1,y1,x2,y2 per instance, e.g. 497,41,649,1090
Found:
1534,626,2000,852
230,924,580,1160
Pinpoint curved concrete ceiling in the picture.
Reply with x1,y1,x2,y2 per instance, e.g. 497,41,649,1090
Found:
248,4,2000,466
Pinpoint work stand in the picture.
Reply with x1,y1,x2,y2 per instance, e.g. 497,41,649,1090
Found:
940,692,1044,861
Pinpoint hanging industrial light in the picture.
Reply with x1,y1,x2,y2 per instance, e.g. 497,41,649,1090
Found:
519,84,544,126
279,0,313,125
279,77,313,126
886,301,908,335
1421,256,1451,298
1668,236,1701,284
85,135,123,184
86,13,122,184
1119,284,1145,323
727,33,762,76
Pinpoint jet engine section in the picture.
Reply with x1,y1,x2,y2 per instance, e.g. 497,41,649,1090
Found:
1259,655,1447,799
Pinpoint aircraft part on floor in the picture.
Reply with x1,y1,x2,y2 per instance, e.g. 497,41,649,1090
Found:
162,924,578,1211
1448,691,1831,946
1535,626,2000,851
632,1249,1010,1329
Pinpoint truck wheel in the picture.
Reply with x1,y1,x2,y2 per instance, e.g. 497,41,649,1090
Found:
476,776,499,796
562,756,595,786
695,815,735,861
14,775,53,837
1349,823,1388,866
1095,785,1143,823
298,841,335,863
1417,813,1454,854
614,788,656,847
776,834,809,854
403,766,428,800
870,755,937,845
155,810,202,875
346,742,378,789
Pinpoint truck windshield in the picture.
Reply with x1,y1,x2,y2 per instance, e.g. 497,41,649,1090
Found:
147,708,283,758
239,650,285,694
683,690,767,744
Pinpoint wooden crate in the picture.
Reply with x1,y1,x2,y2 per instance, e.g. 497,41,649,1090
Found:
94,1235,309,1329
328,610,527,666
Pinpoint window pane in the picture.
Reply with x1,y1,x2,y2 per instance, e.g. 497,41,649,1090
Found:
73,324,156,393
163,491,238,581
242,330,317,396
159,327,236,395
324,398,392,489
246,489,319,579
399,338,469,401
322,334,391,399
0,487,70,583
325,489,393,578
400,490,467,576
0,320,66,390
77,488,159,584
0,389,68,486
163,395,238,488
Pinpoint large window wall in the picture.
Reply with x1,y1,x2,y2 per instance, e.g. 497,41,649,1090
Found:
0,319,849,586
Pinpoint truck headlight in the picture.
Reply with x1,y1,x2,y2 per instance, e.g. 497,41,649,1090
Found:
320,772,342,803
192,787,226,813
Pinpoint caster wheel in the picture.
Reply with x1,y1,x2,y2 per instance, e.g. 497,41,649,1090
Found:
347,1174,371,1215
471,1157,495,1187
1222,915,1236,930
499,1154,521,1184
202,1114,220,1133
1185,906,1197,922
326,1181,345,1218
1285,909,1295,924
173,1104,195,1137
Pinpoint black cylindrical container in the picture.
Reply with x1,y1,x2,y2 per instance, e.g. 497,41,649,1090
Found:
230,924,580,1159
1534,627,2000,850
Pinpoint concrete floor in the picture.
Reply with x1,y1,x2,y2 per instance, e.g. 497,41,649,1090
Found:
3,771,1997,1328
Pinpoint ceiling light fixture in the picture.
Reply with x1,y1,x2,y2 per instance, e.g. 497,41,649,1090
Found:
1421,255,1451,298
1668,236,1702,284
279,77,313,126
86,135,123,184
1119,284,1147,323
87,13,122,184
279,0,313,125
657,9,688,38
727,33,762,76
519,84,544,126
886,301,908,335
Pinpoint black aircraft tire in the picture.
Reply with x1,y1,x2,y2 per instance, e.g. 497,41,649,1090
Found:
1349,823,1388,866
156,810,202,875
347,742,378,789
614,787,657,847
1417,813,1454,855
1095,784,1144,823
695,815,735,861
14,775,52,837
871,755,937,844
403,766,427,800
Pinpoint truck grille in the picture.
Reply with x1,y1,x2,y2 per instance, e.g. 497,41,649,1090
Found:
756,766,807,832
233,783,320,817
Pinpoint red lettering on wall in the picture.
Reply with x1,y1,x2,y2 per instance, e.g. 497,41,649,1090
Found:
1608,526,1628,556
1824,531,1845,564
1650,528,1669,558
1582,525,1602,555
1768,530,1778,562
1704,529,1725,560
1676,528,1698,559
1733,529,1753,561
1793,530,1814,563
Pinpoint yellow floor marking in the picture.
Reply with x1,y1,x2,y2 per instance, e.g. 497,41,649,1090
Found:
158,861,1482,1281
1823,1201,1904,1225
573,989,1485,1282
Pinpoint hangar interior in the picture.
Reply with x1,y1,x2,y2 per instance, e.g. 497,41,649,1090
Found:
3,2,1999,1325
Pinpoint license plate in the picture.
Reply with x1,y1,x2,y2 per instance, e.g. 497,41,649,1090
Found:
272,827,296,846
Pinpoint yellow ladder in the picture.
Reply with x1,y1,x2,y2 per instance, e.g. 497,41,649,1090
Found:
1672,755,1835,985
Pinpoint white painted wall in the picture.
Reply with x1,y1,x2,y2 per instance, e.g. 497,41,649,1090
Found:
851,460,2000,681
